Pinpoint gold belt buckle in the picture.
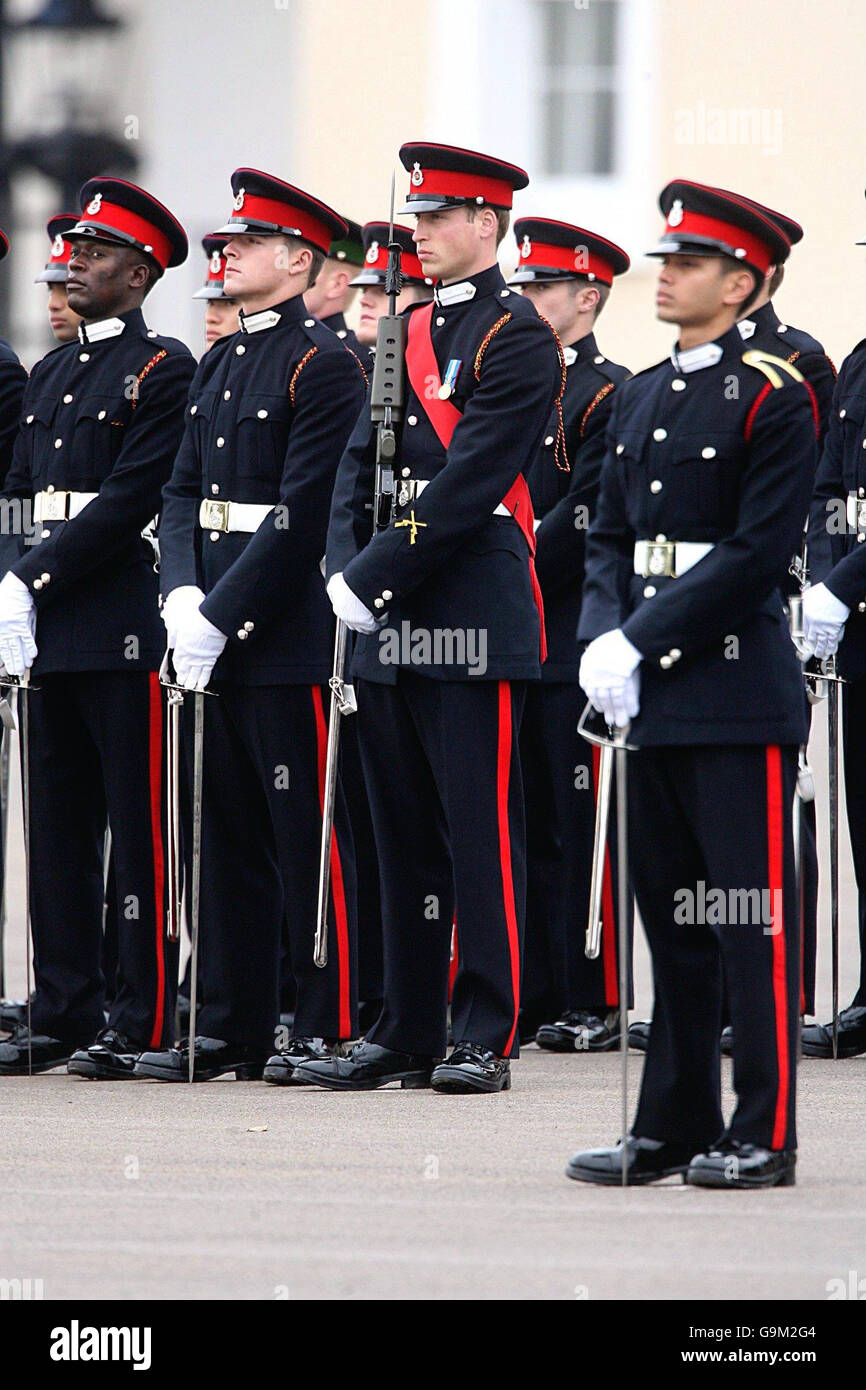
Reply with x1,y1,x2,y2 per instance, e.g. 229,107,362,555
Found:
40,490,68,522
201,499,229,532
644,540,676,578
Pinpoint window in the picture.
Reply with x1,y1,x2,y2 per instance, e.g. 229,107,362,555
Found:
537,0,622,178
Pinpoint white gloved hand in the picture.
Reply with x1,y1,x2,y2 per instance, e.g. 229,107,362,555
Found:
801,582,850,660
161,585,207,648
171,595,227,692
0,572,37,678
579,628,643,728
327,572,380,635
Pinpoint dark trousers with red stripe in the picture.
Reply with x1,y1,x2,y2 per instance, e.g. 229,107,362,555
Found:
27,670,175,1049
188,682,357,1054
520,681,632,1023
843,679,866,1007
339,713,383,1006
357,672,526,1060
630,744,799,1152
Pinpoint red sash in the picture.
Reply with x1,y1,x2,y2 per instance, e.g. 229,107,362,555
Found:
404,301,546,661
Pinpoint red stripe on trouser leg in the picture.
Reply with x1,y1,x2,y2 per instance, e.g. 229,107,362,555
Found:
448,919,458,1000
498,682,522,1056
312,686,351,1038
147,672,166,1048
592,746,619,1007
766,745,790,1150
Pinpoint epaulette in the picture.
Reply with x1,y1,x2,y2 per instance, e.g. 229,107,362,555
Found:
741,349,804,388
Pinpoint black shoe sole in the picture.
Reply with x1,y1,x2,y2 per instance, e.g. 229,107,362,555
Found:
686,1166,796,1189
801,1042,866,1058
565,1161,688,1186
0,1054,71,1075
431,1069,511,1093
262,1065,315,1086
67,1058,138,1080
295,1069,433,1091
133,1062,264,1082
536,1030,622,1053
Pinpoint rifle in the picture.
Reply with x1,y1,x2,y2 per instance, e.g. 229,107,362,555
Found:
314,174,406,967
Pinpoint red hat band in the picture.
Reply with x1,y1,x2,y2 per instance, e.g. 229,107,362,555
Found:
665,205,774,274
407,166,515,209
518,236,615,285
224,190,333,253
49,233,72,266
206,249,227,283
71,198,173,269
363,240,425,281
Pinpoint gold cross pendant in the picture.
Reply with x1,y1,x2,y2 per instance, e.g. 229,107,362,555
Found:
394,509,428,545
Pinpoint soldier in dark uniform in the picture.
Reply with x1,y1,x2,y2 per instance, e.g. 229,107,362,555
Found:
629,195,836,1054
296,141,562,1095
568,181,817,1187
0,179,194,1077
506,217,632,1050
134,169,366,1084
303,216,369,366
35,215,82,344
800,193,866,1057
195,235,239,348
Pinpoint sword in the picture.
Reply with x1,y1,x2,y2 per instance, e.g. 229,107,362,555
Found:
314,619,356,968
0,702,12,997
578,702,635,1186
0,673,37,1075
824,655,844,1059
159,652,184,945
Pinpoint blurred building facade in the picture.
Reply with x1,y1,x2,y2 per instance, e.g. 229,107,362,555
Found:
1,0,864,373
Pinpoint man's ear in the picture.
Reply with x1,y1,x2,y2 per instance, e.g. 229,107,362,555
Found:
275,240,312,278
723,266,757,309
576,284,601,316
128,261,150,291
477,206,499,242
331,267,351,298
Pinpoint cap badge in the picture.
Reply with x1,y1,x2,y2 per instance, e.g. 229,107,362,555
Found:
51,234,65,257
520,234,532,259
411,162,424,187
365,240,380,264
668,198,684,228
209,249,223,275
85,192,103,216
233,187,246,211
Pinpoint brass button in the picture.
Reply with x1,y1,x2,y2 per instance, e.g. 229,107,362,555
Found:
374,597,384,609
644,585,656,597
237,629,248,640
382,590,392,601
211,483,219,495
63,393,73,404
653,428,667,441
650,480,662,494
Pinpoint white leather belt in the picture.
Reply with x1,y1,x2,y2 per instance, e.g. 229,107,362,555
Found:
634,538,714,579
198,499,274,534
34,489,98,522
846,493,866,532
397,477,509,517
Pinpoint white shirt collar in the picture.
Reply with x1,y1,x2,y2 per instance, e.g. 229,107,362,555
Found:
239,308,282,335
434,281,477,307
671,340,724,374
563,345,578,367
78,317,126,345
738,319,756,340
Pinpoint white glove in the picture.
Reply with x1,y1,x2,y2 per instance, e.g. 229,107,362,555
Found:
327,572,380,635
801,582,850,660
579,628,643,728
170,589,227,692
161,585,207,648
0,572,37,678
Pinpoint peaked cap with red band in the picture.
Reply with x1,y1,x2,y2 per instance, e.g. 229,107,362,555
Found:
350,221,431,287
193,235,232,300
716,189,803,261
509,217,630,287
647,180,791,278
65,177,188,274
399,141,529,215
35,214,77,284
214,168,347,256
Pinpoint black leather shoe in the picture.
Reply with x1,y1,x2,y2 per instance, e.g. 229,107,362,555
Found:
431,1041,511,1093
0,996,31,1032
720,1025,733,1055
687,1139,796,1189
263,1037,343,1085
134,1036,266,1081
293,1038,439,1090
68,1027,144,1080
537,1010,621,1053
0,1026,72,1074
628,1019,651,1051
566,1134,701,1186
801,1005,866,1058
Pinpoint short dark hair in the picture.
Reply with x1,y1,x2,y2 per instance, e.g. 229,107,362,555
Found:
768,263,785,297
303,242,326,288
118,244,160,297
464,204,510,247
720,254,761,314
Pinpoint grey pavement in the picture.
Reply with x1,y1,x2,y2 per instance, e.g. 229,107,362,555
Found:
0,711,863,1301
